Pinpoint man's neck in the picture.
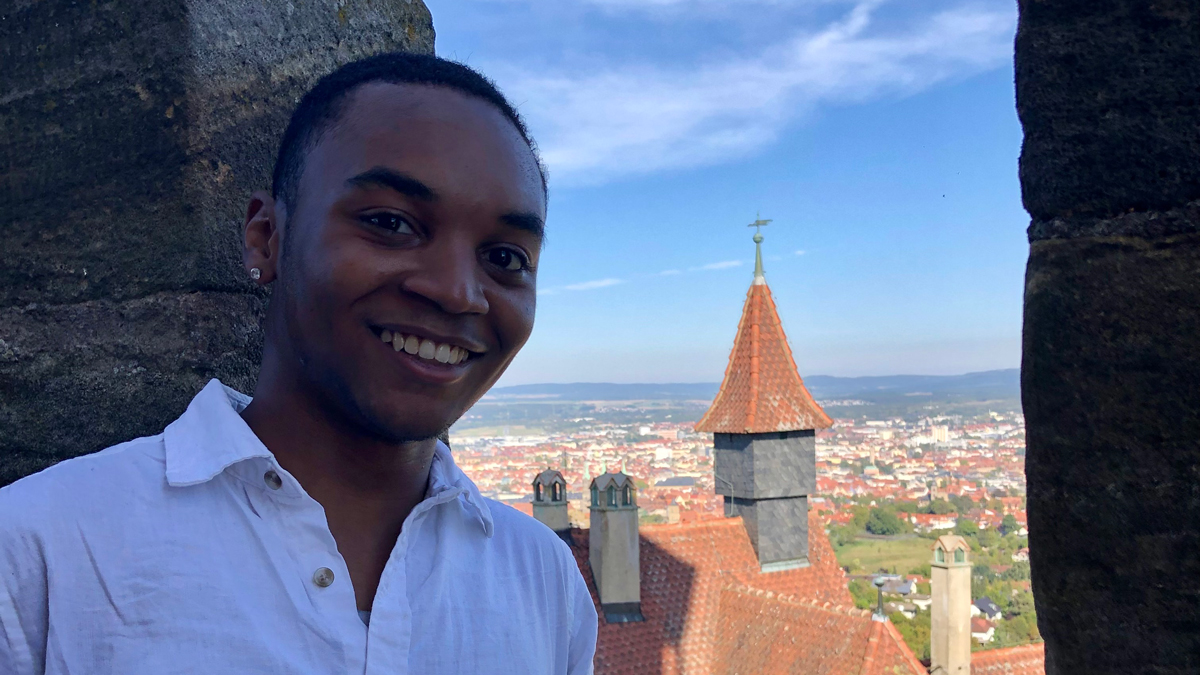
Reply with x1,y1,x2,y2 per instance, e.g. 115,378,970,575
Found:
240,371,436,510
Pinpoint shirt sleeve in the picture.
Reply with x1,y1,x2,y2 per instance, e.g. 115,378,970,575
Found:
0,485,49,675
566,561,598,675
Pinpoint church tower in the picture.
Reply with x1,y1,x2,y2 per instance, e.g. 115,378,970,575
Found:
931,535,972,675
695,219,832,572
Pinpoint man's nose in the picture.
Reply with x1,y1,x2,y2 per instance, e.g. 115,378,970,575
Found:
400,239,490,315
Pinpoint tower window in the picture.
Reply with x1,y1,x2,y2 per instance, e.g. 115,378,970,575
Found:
535,483,543,502
591,486,598,506
936,548,945,563
622,485,632,506
607,485,617,507
552,483,562,502
954,549,965,563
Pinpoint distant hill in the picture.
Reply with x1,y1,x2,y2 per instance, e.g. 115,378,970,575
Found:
485,369,1020,403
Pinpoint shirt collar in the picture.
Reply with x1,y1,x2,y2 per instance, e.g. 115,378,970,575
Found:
163,379,493,537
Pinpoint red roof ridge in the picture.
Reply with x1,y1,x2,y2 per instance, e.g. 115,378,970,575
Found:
636,516,747,534
720,583,874,619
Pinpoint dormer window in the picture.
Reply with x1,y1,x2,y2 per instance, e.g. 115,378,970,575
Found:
591,485,599,506
622,485,632,506
551,483,562,502
954,549,965,563
607,485,617,507
936,548,945,563
535,483,543,502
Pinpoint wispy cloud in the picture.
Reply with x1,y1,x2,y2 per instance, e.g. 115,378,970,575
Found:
495,1,1014,185
795,249,807,256
564,277,626,291
691,260,744,271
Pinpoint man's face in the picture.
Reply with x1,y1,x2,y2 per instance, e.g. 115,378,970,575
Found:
273,83,544,442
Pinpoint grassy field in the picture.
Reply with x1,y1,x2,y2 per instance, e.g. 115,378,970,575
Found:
835,536,935,575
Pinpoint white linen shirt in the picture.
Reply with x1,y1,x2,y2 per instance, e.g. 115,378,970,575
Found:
0,380,597,675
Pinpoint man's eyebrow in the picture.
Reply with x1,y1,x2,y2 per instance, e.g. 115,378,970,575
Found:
345,167,438,201
500,212,545,239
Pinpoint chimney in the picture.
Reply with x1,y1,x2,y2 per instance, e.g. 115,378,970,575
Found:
588,471,643,623
930,535,972,675
695,223,832,572
531,469,570,543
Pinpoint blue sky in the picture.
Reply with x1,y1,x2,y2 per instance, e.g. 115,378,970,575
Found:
430,0,1025,385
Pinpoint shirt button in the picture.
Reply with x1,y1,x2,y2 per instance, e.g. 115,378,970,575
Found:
313,567,335,588
263,470,283,490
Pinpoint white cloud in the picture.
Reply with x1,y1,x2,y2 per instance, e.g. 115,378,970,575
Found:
795,249,807,256
691,260,744,271
564,277,626,291
494,1,1014,185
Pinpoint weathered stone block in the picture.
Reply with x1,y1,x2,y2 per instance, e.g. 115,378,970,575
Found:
0,0,434,486
1023,232,1200,674
713,430,816,499
1016,0,1200,221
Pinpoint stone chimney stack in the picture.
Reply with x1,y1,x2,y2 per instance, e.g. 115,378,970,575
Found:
588,471,643,623
930,535,972,675
531,469,569,542
695,224,832,572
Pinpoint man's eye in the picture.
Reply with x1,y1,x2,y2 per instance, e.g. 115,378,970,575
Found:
486,248,528,272
362,213,415,234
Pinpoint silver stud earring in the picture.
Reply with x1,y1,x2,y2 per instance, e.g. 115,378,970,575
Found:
250,267,262,281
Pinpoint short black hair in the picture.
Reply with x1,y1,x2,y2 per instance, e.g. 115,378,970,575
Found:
271,52,546,214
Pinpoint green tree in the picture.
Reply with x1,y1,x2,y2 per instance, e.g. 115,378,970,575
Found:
865,508,905,535
847,579,876,610
925,499,956,515
1001,514,1020,535
890,610,932,662
955,517,979,537
978,528,1000,549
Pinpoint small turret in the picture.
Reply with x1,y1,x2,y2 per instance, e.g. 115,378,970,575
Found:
696,221,832,572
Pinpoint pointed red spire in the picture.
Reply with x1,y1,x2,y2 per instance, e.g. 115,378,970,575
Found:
696,278,832,434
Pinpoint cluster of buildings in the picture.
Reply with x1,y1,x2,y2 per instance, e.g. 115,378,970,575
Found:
454,234,1043,674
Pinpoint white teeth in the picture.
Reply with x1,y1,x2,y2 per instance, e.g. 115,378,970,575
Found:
418,339,436,359
382,329,472,364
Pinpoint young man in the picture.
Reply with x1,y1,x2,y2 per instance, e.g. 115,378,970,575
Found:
0,54,597,674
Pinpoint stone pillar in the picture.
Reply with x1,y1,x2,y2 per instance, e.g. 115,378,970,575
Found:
1016,1,1200,673
930,536,971,675
589,472,643,623
0,0,434,486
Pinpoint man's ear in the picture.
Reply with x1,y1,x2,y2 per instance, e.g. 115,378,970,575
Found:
244,191,283,285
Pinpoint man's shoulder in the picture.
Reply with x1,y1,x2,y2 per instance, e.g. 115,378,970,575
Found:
483,498,579,564
0,434,168,525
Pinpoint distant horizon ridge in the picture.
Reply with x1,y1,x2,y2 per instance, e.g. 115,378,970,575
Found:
496,367,1018,388
485,369,1020,402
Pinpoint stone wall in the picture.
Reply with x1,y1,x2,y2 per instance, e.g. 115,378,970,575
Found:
1016,1,1200,673
0,0,434,486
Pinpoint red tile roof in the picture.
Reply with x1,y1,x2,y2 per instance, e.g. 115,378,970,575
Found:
695,280,832,434
572,512,923,674
972,643,1046,675
712,587,926,675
